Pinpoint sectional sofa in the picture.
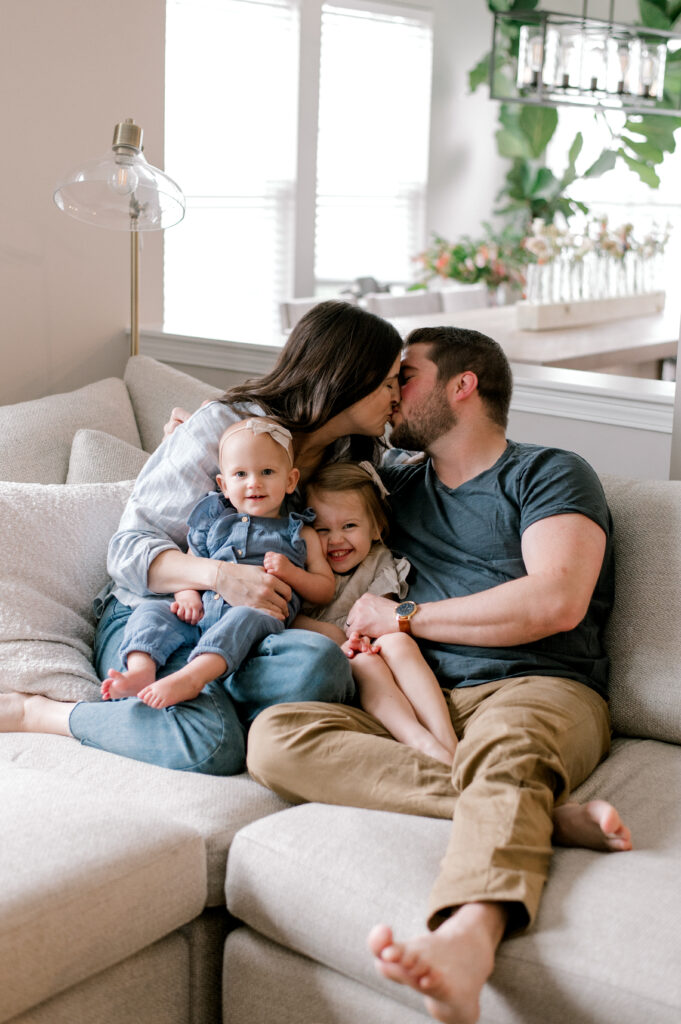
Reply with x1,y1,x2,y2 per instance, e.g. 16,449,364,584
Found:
1,354,680,1024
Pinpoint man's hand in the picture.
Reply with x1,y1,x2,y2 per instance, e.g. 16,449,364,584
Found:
171,589,204,625
214,561,292,620
263,551,295,584
345,594,398,639
163,407,192,438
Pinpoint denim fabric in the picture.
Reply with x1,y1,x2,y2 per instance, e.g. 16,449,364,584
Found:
71,597,355,774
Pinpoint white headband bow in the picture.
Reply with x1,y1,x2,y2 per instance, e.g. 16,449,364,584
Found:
220,419,293,465
359,460,390,499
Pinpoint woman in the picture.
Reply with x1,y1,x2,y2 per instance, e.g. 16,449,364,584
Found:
0,302,403,774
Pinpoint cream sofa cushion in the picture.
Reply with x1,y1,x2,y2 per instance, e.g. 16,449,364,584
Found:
0,378,141,483
124,355,222,454
66,428,150,483
601,475,681,743
0,767,205,1022
0,480,133,702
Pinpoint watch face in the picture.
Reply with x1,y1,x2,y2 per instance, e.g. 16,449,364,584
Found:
395,601,416,617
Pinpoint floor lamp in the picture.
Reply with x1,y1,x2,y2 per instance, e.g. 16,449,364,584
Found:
53,119,185,356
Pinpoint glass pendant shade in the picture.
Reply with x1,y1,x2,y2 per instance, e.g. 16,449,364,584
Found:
53,120,185,231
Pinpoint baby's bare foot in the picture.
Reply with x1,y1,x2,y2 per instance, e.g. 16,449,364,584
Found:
138,674,203,709
368,903,505,1024
553,799,632,852
101,663,156,701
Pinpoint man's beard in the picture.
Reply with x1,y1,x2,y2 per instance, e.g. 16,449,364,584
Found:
390,385,456,453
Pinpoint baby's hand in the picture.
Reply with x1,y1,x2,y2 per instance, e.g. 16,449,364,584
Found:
171,590,204,625
263,551,293,581
341,631,381,659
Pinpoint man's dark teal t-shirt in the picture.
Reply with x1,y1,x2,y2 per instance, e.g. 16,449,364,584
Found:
380,441,614,700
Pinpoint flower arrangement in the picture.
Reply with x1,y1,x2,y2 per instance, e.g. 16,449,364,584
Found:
415,222,530,292
524,216,670,266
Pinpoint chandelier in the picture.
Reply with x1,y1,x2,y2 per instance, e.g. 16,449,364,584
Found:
490,3,681,116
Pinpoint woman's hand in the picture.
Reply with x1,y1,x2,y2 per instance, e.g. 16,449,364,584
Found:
214,561,292,620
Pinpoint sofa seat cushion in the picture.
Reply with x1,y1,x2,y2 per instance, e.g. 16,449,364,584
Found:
0,481,133,702
0,734,289,906
0,767,205,1022
226,736,681,1024
66,428,150,483
0,378,141,483
124,355,222,454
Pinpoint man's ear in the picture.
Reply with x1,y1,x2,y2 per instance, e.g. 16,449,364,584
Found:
447,371,478,405
286,467,301,493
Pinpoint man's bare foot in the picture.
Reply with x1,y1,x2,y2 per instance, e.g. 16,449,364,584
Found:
367,903,506,1024
552,799,632,852
100,659,155,700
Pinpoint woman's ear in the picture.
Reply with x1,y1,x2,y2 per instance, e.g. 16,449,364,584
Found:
286,467,301,493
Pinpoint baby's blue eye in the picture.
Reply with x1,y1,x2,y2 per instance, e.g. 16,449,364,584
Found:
263,468,275,475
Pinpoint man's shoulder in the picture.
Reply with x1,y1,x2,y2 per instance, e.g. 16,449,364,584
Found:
503,440,599,482
379,449,428,488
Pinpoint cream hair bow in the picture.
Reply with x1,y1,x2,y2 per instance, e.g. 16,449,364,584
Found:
220,418,294,464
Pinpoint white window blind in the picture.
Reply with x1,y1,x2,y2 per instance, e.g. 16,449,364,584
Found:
164,0,434,344
164,0,299,345
315,2,433,284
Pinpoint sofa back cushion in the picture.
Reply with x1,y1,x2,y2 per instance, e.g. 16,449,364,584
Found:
601,474,681,744
124,355,223,454
0,480,134,702
0,378,142,483
66,428,150,484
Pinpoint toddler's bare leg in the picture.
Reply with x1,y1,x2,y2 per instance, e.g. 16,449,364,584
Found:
138,653,227,709
101,651,157,700
378,634,457,759
0,693,75,736
351,652,455,765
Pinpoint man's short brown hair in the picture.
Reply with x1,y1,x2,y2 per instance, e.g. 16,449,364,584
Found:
406,326,513,428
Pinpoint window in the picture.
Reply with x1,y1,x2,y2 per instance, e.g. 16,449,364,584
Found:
164,0,433,345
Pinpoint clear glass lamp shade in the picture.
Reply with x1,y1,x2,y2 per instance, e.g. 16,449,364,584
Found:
53,150,185,231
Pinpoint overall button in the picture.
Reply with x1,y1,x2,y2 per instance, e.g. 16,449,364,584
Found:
237,549,243,556
241,516,249,522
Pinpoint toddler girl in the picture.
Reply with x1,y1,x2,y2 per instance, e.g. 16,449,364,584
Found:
268,461,459,765
101,418,334,710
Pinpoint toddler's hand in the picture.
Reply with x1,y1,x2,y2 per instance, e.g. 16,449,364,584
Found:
341,631,380,659
263,551,293,580
171,590,204,625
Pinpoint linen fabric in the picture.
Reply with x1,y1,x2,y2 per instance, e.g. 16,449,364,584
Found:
601,473,681,743
0,767,205,1021
301,541,410,630
227,736,681,1024
123,354,222,454
0,480,134,701
0,377,141,484
66,428,150,484
381,442,614,698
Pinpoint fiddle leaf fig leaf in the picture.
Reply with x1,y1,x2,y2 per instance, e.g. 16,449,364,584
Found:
469,54,490,92
618,148,661,186
638,0,672,29
583,149,618,177
518,105,558,157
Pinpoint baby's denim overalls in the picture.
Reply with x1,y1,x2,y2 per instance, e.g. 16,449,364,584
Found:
119,492,313,676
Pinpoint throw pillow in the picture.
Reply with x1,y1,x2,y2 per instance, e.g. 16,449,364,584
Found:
67,429,150,484
0,480,134,702
124,354,223,454
0,378,142,484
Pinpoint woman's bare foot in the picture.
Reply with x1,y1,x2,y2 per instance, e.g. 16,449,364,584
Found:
552,799,632,851
0,692,74,736
407,731,456,767
368,902,506,1024
101,653,156,700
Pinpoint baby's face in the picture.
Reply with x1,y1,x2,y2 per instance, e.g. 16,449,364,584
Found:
308,489,380,574
217,431,298,517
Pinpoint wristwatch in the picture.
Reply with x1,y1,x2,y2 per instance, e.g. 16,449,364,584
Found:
395,600,419,635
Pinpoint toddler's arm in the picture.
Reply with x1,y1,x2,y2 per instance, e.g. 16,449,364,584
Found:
171,588,204,625
263,527,335,606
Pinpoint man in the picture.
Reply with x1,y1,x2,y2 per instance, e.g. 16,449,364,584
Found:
247,326,627,1024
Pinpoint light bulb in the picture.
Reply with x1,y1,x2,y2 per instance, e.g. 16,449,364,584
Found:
108,157,139,196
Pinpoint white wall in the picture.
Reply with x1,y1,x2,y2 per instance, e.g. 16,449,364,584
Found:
0,0,165,404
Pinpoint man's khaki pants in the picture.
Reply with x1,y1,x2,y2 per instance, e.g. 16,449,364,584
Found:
247,674,611,932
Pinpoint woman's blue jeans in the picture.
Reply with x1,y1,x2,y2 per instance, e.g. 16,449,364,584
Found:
69,597,355,775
